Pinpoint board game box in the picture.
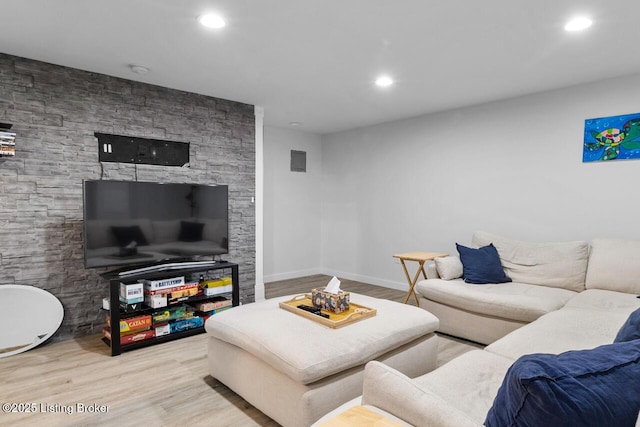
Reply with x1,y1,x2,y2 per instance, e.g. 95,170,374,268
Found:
103,327,155,345
144,282,199,296
119,282,143,304
140,276,185,291
152,305,192,323
169,316,204,333
192,297,231,312
106,314,152,333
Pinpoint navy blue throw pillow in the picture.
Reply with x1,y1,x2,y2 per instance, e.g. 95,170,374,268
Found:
485,340,640,427
456,243,511,284
614,307,640,343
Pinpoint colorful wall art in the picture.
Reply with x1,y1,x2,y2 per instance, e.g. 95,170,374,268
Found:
584,113,640,162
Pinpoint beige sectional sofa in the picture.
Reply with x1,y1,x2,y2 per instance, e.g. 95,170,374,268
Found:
314,234,640,426
416,231,590,344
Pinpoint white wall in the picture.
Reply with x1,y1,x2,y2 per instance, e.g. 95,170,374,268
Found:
321,73,640,290
263,126,323,281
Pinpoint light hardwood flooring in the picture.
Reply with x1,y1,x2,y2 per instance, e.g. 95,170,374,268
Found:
264,275,406,303
0,275,480,427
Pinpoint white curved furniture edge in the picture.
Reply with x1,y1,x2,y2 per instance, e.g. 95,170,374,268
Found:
0,284,64,358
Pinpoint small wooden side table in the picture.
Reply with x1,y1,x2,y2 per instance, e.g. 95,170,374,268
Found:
317,405,404,427
393,251,448,305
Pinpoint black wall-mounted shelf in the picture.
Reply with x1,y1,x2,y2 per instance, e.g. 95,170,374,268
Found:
95,133,190,167
0,123,15,157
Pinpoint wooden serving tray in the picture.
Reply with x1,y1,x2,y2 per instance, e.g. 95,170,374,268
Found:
318,405,403,427
279,294,376,328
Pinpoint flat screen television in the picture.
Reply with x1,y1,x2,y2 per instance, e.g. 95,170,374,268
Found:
83,180,228,269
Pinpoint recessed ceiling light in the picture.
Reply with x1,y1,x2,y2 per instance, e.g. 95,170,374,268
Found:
199,13,226,29
289,122,302,127
564,17,592,32
130,65,149,74
375,76,394,87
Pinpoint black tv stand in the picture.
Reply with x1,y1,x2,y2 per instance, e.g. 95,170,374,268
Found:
104,261,239,356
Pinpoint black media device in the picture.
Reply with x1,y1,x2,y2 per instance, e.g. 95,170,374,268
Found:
297,304,330,318
83,180,228,269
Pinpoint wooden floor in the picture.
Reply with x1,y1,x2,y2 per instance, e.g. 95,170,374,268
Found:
0,275,480,427
264,275,406,302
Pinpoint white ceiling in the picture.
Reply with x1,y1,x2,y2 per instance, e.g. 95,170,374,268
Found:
2,0,640,134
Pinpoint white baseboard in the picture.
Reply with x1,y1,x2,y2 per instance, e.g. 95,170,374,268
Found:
263,268,323,283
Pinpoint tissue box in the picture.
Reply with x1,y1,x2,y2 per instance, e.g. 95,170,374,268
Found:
311,289,350,313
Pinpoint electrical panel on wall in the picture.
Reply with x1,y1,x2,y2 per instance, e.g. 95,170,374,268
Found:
95,133,189,167
290,150,306,172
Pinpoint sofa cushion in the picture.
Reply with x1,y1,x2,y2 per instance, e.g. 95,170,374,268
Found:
205,293,439,384
485,340,640,427
434,256,463,280
457,243,511,284
615,308,640,343
563,289,640,312
415,350,513,424
485,308,630,360
585,238,640,294
415,279,575,323
472,231,589,292
361,361,478,427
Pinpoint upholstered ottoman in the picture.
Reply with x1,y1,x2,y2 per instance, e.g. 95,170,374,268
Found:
205,293,439,427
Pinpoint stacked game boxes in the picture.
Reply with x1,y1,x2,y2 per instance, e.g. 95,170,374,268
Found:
103,274,234,346
141,276,199,308
119,282,144,312
190,296,233,321
103,314,154,345
200,276,233,296
103,282,155,345
151,304,203,336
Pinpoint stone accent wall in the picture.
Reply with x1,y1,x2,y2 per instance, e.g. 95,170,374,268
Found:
0,53,256,341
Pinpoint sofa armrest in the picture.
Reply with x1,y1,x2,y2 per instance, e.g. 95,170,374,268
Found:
361,361,480,427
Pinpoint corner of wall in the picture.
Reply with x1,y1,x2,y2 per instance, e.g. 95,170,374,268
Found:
255,106,265,300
